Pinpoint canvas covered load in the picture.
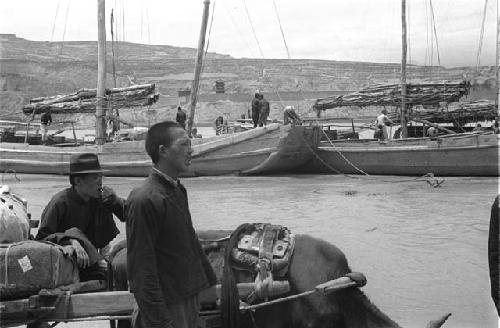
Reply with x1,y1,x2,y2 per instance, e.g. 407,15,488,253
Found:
0,186,30,244
0,240,79,300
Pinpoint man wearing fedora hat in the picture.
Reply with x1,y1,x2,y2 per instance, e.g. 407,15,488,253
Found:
126,121,216,328
36,153,125,281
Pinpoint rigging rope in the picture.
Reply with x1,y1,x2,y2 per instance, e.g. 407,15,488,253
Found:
59,0,71,57
272,0,290,60
122,0,125,42
146,8,151,45
476,0,489,70
242,0,265,59
223,4,257,58
50,1,60,42
203,0,217,65
428,0,441,66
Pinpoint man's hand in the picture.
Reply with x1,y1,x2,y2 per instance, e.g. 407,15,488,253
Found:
101,186,119,204
61,245,75,257
70,239,90,268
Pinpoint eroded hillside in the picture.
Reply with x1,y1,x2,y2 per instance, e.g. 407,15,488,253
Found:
0,34,496,124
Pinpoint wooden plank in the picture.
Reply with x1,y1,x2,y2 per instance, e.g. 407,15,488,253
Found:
0,281,292,326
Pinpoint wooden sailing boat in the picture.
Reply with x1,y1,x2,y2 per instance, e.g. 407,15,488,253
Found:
0,0,320,177
307,0,499,177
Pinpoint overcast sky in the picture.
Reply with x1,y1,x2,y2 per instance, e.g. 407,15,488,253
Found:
1,0,497,67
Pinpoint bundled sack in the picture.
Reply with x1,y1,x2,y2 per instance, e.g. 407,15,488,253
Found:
0,186,30,243
0,240,79,300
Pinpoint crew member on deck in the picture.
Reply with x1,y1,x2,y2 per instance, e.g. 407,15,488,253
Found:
283,105,301,125
258,94,270,127
176,106,187,129
40,109,52,144
251,92,261,128
374,108,394,140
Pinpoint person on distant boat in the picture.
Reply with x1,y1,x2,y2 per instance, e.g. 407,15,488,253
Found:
191,127,202,138
251,92,261,128
426,126,439,137
107,116,119,139
36,153,125,281
176,106,187,129
472,123,483,132
258,94,270,127
214,116,224,135
489,195,499,315
126,121,216,328
374,108,394,140
40,109,52,144
493,119,499,134
283,105,302,125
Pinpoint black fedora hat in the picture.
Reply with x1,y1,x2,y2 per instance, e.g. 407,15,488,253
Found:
69,153,107,175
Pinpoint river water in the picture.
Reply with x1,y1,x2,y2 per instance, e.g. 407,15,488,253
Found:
4,173,498,328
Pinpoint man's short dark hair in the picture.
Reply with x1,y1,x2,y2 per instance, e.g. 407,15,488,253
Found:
145,121,182,163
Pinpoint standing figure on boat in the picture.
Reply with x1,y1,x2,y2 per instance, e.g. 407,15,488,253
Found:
214,116,224,135
258,94,270,127
191,127,202,138
492,119,499,134
35,153,125,281
40,109,52,145
107,116,120,140
283,105,302,125
426,126,439,137
489,195,499,315
176,106,187,129
126,121,216,328
251,92,261,128
374,108,394,140
472,123,483,132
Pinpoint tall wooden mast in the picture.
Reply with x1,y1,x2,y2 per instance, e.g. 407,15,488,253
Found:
497,0,499,108
187,0,210,137
400,0,408,138
96,0,107,145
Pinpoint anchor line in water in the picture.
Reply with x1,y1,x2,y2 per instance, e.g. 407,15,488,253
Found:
301,123,443,186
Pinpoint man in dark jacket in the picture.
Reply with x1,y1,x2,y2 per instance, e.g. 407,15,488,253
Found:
176,106,187,129
36,153,125,281
251,92,261,128
258,94,270,127
126,121,216,328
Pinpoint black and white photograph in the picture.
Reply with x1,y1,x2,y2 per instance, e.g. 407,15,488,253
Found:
0,1,498,328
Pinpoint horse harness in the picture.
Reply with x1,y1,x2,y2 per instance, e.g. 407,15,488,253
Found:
229,223,295,302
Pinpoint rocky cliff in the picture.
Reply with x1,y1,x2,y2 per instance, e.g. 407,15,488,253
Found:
0,34,496,126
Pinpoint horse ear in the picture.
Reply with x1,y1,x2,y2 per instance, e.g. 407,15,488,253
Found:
426,313,451,328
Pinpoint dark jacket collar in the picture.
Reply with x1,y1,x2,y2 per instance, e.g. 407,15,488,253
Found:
151,168,180,189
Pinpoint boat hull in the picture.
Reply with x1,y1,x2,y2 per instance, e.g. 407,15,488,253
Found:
0,124,320,177
307,133,499,176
